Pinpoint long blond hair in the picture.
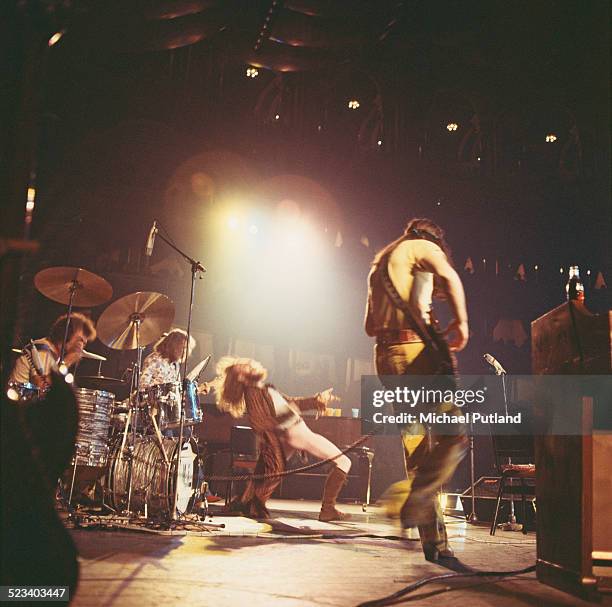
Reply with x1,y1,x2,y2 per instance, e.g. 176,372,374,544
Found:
209,356,267,418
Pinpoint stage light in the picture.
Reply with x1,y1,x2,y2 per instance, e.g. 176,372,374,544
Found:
246,66,259,78
26,187,36,212
545,133,557,143
7,387,19,401
534,265,539,271
48,30,65,47
446,122,458,131
65,372,74,385
587,270,591,276
560,267,564,273
477,156,481,161
377,140,382,146
274,114,280,120
248,224,258,235
348,100,360,110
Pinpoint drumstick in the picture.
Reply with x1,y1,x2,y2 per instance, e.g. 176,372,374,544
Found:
150,414,169,465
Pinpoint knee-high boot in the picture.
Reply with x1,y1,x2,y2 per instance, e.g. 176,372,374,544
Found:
319,466,351,522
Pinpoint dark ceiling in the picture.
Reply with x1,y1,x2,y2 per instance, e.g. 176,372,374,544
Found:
4,0,611,271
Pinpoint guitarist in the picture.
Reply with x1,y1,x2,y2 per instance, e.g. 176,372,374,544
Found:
365,218,469,563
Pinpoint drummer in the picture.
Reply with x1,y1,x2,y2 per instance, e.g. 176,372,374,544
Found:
140,328,196,389
10,313,96,390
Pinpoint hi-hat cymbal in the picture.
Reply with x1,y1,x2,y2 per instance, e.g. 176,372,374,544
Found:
78,375,129,399
96,291,175,350
34,266,113,307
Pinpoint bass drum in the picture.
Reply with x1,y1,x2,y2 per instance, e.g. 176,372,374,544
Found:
106,437,195,516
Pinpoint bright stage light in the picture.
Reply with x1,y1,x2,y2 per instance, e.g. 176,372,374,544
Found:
348,100,360,110
48,30,65,47
246,66,259,78
545,133,557,143
446,122,459,132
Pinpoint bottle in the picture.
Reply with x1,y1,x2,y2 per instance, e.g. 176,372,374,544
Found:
565,265,585,303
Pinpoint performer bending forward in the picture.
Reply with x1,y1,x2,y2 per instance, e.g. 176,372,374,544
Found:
210,357,352,522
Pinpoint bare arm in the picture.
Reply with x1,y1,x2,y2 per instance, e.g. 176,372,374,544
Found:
420,248,469,351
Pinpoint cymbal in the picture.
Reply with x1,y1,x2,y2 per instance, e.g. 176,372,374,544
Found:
96,291,175,350
81,349,107,361
34,266,113,307
78,375,128,399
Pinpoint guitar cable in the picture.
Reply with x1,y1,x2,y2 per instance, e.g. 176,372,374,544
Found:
356,563,537,607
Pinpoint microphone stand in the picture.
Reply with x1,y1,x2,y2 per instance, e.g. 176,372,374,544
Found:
152,228,224,530
467,411,478,524
497,369,522,532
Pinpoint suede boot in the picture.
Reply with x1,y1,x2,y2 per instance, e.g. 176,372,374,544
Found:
319,467,351,522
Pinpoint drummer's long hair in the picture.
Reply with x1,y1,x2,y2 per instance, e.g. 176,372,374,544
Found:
154,329,196,362
48,312,96,347
210,357,267,418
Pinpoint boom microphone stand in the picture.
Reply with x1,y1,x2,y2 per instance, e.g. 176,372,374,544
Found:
149,224,223,529
484,353,522,532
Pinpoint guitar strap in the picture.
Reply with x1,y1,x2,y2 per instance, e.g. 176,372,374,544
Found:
378,249,439,352
378,246,457,380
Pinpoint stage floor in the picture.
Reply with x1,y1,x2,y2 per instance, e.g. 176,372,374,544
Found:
69,499,604,607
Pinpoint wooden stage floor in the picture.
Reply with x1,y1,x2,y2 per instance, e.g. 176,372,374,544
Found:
68,499,607,607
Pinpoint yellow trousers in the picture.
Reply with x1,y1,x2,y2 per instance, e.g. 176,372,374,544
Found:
376,342,467,552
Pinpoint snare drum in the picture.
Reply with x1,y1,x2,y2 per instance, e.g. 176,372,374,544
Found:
140,380,202,431
6,381,40,403
73,388,114,466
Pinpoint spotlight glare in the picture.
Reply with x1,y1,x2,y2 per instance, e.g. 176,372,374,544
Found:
348,99,360,110
377,139,382,146
274,114,280,120
446,122,459,131
246,66,259,78
545,133,557,143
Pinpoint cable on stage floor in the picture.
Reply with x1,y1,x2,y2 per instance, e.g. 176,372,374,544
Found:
355,563,537,607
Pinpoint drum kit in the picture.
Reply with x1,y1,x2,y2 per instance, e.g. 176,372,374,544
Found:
10,265,220,528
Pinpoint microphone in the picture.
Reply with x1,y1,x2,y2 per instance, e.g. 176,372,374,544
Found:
483,353,507,375
145,220,158,257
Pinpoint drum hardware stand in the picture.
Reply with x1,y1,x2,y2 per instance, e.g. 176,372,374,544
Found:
123,314,147,516
57,269,80,374
149,224,220,529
